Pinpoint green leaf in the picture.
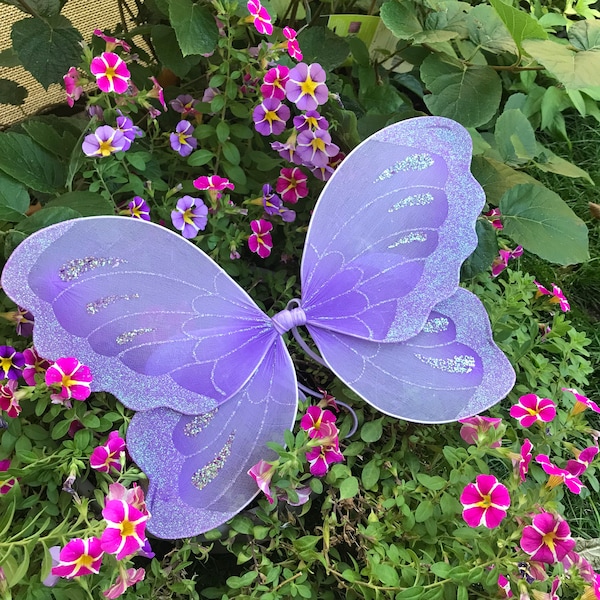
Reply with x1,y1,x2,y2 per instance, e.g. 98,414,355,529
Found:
0,78,27,105
461,219,498,279
0,48,20,67
1,0,61,16
500,183,589,264
466,4,517,54
380,1,423,39
415,500,434,522
339,476,359,500
51,419,71,440
11,16,83,89
151,24,198,78
522,39,600,90
568,19,600,51
216,121,230,143
297,26,350,71
45,191,114,216
396,586,425,598
421,56,502,127
187,149,215,167
372,563,400,587
430,562,452,578
494,108,538,164
416,474,447,491
21,116,81,159
489,0,547,54
533,146,594,183
15,207,80,236
0,171,29,222
362,459,381,489
169,0,219,57
360,418,383,442
0,132,65,193
222,141,240,165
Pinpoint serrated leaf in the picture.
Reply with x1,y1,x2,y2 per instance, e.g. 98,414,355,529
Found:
494,108,538,164
169,0,219,57
0,78,27,105
0,132,65,193
0,171,29,221
380,1,423,39
11,16,83,89
568,20,600,51
1,0,60,16
500,183,589,264
45,191,114,216
15,207,80,236
489,0,547,54
339,476,359,500
421,56,502,127
461,219,498,279
466,4,517,53
21,117,80,159
297,26,350,71
151,24,198,78
522,39,600,90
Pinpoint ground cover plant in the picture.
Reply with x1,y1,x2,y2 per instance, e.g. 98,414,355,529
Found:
0,0,600,597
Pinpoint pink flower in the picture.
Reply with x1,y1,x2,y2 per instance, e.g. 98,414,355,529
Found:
64,67,84,108
562,387,600,415
106,482,148,515
491,246,523,277
535,455,584,494
261,66,289,100
0,380,21,418
147,76,167,110
90,52,130,94
276,167,308,204
45,357,92,402
247,0,273,35
460,474,510,528
510,394,556,427
459,415,502,448
51,538,104,578
513,438,533,483
90,431,126,472
520,512,575,564
101,499,148,560
285,62,328,111
283,27,302,61
103,567,145,598
484,208,503,230
248,219,273,258
534,281,570,312
93,29,131,53
300,405,337,439
498,574,514,598
22,347,51,385
248,459,275,503
566,446,599,476
193,175,234,197
306,422,344,477
0,459,16,495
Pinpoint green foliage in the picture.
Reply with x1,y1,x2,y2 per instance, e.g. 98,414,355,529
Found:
169,0,219,57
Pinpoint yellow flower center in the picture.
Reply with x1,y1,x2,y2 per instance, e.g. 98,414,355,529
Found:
0,357,13,373
306,116,318,128
75,553,94,570
542,530,556,552
132,207,141,217
61,374,74,389
300,76,318,96
310,137,326,152
120,518,135,537
477,494,492,508
265,110,279,124
178,132,188,145
182,209,195,225
98,140,115,157
104,66,116,79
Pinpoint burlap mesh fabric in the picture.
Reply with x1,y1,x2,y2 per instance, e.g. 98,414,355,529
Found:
0,0,132,127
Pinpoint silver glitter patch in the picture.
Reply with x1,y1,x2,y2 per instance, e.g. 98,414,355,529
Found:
415,354,475,374
422,317,449,334
191,432,235,491
388,232,427,248
389,193,434,212
86,293,140,315
183,408,219,437
59,257,127,281
116,328,154,345
375,154,434,182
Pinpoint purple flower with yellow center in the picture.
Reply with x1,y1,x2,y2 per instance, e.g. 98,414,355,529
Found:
295,128,340,168
271,137,297,162
170,120,197,157
171,196,208,239
170,94,200,117
253,98,290,136
293,110,328,132
82,126,126,157
116,115,143,151
262,185,295,222
127,196,150,221
285,62,328,111
0,346,24,380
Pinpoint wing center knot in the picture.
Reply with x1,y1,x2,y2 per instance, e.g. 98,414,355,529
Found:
271,303,306,335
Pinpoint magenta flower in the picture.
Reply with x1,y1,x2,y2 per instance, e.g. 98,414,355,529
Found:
248,459,275,503
90,52,130,94
171,196,208,239
283,27,303,61
127,196,150,221
45,357,92,402
491,245,523,277
460,474,510,528
306,422,344,477
248,219,273,258
101,499,148,560
82,125,126,157
115,115,143,151
170,120,197,157
22,347,50,386
520,512,575,563
276,167,308,204
497,574,513,598
534,281,570,312
0,459,16,495
51,538,104,578
64,67,84,108
295,129,340,168
535,454,584,494
169,94,199,117
483,208,503,230
513,438,533,483
261,66,290,100
193,175,234,198
253,98,290,136
293,110,329,133
510,394,556,427
562,387,600,415
459,415,502,448
0,380,21,418
285,63,328,111
0,346,24,380
93,29,131,53
90,431,126,473
566,446,599,476
103,567,145,599
301,405,337,439
147,76,167,111
247,0,273,35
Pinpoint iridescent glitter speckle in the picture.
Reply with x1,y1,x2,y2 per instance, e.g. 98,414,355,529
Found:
388,232,427,248
59,256,127,281
415,353,475,374
389,193,434,212
116,328,154,345
422,317,449,334
375,153,434,182
191,432,235,491
183,408,219,437
86,293,140,315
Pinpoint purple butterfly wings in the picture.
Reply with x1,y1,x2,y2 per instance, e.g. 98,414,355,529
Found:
1,116,515,539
